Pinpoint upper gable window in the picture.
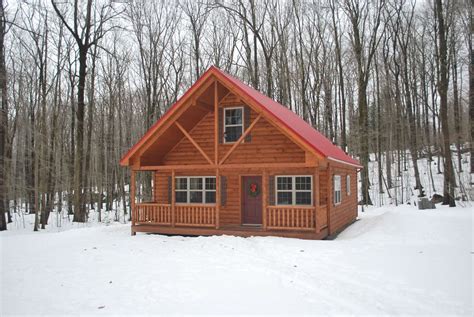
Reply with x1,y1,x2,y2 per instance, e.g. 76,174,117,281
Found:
224,107,243,143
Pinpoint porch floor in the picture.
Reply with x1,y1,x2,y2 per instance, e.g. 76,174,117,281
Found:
132,224,329,240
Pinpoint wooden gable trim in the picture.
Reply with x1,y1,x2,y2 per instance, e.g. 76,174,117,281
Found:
175,121,214,165
219,114,262,165
214,81,219,164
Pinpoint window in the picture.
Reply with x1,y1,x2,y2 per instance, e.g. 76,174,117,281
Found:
224,107,243,143
175,177,216,204
276,176,312,206
346,175,351,196
334,175,341,205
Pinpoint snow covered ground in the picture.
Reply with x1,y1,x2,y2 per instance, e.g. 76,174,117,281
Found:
1,152,473,315
1,204,472,315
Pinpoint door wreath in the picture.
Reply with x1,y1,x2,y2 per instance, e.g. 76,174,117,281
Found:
248,182,260,197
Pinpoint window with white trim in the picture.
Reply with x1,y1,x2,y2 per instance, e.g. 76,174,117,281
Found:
275,175,312,206
346,175,351,196
175,177,216,204
334,175,341,204
224,107,243,143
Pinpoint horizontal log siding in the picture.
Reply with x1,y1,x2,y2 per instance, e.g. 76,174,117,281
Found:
154,170,171,204
328,162,358,235
219,168,241,225
316,205,328,230
319,169,328,206
218,108,305,164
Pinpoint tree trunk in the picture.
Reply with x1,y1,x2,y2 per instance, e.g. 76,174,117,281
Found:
73,48,87,222
359,77,372,205
0,0,7,231
435,0,456,206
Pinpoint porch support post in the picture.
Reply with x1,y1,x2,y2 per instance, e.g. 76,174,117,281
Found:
314,167,320,234
130,169,136,236
262,169,268,230
327,162,332,235
216,168,220,229
214,80,218,164
214,79,220,230
171,169,175,227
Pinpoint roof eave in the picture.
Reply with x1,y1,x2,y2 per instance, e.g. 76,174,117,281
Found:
327,156,363,169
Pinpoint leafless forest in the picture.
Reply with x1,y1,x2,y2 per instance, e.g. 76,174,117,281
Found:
0,0,472,231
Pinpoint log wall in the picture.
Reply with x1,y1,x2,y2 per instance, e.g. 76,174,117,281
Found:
327,161,358,235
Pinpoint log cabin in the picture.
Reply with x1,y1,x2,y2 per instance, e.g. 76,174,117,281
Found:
120,66,362,239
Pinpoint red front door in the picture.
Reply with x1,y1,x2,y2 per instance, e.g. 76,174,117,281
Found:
242,176,263,225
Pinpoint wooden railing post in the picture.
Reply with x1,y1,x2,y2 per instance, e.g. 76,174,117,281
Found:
171,169,176,227
327,163,332,235
130,169,136,236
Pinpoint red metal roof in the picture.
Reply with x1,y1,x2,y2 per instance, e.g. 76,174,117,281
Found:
212,66,362,168
121,66,361,168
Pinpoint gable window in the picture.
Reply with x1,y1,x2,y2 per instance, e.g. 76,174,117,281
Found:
224,107,243,143
175,177,216,204
334,175,341,205
275,176,312,206
346,175,351,196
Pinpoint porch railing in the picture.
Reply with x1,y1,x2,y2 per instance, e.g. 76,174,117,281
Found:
175,204,216,227
135,203,172,225
134,203,216,227
266,206,316,230
134,203,324,231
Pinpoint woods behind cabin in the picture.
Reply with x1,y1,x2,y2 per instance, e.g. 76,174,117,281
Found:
0,0,472,231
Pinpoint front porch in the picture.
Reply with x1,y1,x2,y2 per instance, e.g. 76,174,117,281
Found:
132,202,329,239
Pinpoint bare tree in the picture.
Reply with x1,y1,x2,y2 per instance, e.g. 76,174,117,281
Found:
434,0,456,206
0,0,8,231
180,0,211,80
51,0,116,222
344,0,386,205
